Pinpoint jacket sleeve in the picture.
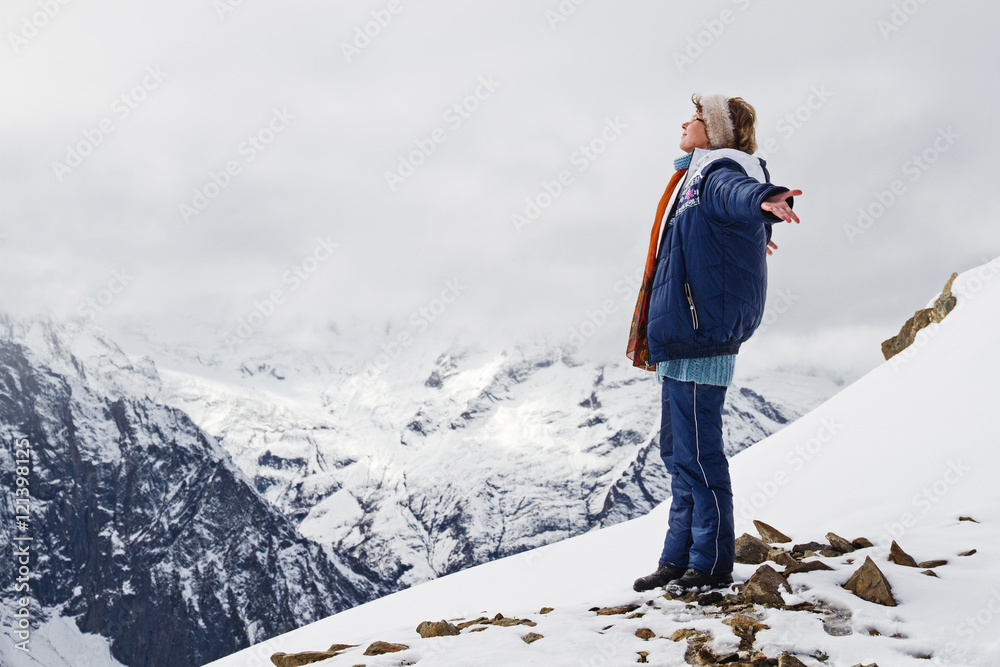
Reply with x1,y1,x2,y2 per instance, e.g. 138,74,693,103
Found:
699,161,793,225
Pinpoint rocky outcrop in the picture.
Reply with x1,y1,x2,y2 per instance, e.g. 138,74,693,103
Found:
826,532,856,553
881,272,958,360
739,565,792,607
888,541,919,567
844,557,897,607
363,641,409,655
416,620,460,637
754,520,792,544
735,533,771,564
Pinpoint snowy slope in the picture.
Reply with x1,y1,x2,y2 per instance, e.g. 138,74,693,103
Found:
205,260,1000,667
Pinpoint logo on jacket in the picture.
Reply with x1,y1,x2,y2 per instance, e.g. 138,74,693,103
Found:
675,174,702,217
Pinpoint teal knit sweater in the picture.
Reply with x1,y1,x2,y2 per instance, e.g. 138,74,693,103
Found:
656,355,735,387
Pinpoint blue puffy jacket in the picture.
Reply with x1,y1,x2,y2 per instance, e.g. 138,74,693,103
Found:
647,148,792,362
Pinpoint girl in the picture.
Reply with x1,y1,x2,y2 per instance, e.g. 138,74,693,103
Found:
628,94,801,593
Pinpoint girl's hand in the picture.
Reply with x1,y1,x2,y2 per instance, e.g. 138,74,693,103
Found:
762,189,802,224
766,240,778,256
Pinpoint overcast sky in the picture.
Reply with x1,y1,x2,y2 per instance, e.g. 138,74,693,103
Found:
2,0,998,382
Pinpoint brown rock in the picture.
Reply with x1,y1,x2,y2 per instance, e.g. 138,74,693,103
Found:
325,644,356,653
739,564,792,607
959,516,979,523
784,560,834,576
594,604,640,616
270,652,339,667
852,537,875,549
735,533,771,564
521,632,544,644
843,556,897,606
768,549,799,568
686,642,720,666
635,628,656,640
455,616,490,630
539,607,554,614
416,620,460,638
475,612,537,628
669,628,711,642
921,569,939,577
637,651,649,663
888,541,918,567
778,653,809,667
723,614,770,650
753,520,792,544
881,272,958,360
363,641,409,656
792,541,832,555
959,549,978,557
494,617,523,627
918,560,947,568
826,532,856,553
696,591,727,606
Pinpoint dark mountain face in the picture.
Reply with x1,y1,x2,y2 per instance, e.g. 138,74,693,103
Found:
0,331,383,667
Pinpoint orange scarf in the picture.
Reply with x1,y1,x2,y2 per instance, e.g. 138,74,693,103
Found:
626,168,688,371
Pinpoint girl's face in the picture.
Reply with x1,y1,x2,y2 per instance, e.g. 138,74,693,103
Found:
679,113,711,152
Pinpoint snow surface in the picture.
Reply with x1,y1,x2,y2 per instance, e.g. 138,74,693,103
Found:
0,601,126,667
205,260,1000,667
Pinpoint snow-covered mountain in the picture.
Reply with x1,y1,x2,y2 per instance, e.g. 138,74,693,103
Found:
0,317,382,667
205,261,1000,667
146,334,837,591
0,313,837,667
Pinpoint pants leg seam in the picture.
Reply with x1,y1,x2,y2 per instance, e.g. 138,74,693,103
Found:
692,381,722,576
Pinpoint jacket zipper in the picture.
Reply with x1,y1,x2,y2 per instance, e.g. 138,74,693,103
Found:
684,282,700,330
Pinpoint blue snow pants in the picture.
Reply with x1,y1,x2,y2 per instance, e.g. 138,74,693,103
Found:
658,378,735,575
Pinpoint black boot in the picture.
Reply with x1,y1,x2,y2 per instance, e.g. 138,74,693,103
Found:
665,568,734,595
633,561,687,592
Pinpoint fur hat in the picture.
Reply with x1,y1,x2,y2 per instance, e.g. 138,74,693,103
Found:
698,94,735,149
